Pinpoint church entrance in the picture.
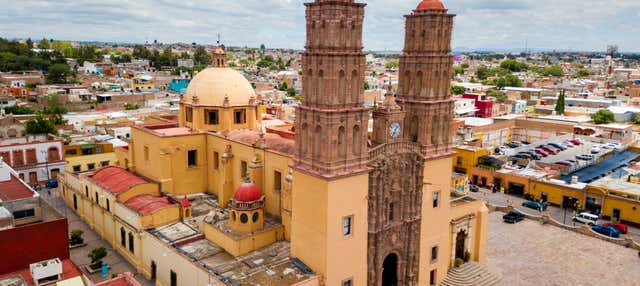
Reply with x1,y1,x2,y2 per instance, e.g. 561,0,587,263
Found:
455,230,467,260
382,253,398,286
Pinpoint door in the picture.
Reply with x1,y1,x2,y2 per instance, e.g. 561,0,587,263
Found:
29,172,38,185
51,169,60,179
151,261,157,281
73,194,78,210
613,209,621,222
382,253,398,286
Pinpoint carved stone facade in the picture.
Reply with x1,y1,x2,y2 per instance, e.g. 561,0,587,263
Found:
294,0,369,177
397,5,456,157
367,148,424,286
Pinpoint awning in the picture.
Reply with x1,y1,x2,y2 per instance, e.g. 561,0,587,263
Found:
80,145,95,150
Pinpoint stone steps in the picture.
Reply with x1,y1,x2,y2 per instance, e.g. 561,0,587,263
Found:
439,262,501,286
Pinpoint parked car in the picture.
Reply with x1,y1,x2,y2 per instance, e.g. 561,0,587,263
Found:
591,225,621,238
576,154,594,161
548,142,567,151
469,185,479,193
503,211,526,223
573,212,598,225
507,142,521,148
515,152,533,159
560,142,573,148
522,201,547,211
45,179,58,188
520,141,531,145
575,138,586,144
568,139,582,145
590,146,601,154
555,161,575,167
523,151,542,160
540,145,559,155
534,148,549,157
602,222,628,234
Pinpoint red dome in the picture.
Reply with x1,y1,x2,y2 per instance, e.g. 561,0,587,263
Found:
416,0,445,11
233,182,262,202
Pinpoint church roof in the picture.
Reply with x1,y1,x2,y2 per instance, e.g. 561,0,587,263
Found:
89,166,148,194
416,0,445,11
233,182,262,202
183,67,256,107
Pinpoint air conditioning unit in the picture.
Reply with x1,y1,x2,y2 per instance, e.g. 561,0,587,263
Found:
29,258,62,286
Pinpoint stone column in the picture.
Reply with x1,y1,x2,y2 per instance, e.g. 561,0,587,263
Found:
248,153,264,191
220,145,234,207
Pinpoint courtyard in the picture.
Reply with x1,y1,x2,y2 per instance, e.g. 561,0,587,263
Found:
486,211,640,286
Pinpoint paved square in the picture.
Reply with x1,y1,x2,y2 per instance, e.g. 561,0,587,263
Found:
486,212,640,286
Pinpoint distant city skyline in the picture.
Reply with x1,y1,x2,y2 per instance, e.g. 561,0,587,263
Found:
1,0,639,52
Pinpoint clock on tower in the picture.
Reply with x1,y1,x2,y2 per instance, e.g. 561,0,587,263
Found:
372,90,406,146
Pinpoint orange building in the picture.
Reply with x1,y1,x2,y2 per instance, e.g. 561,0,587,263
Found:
0,87,30,98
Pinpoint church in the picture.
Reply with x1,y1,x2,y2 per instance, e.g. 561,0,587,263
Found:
61,1,489,285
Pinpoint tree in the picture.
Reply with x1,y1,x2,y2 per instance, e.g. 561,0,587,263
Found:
453,66,464,76
487,90,507,102
25,116,57,135
287,87,297,97
555,89,565,115
43,94,68,115
88,247,108,269
46,63,71,84
277,81,288,91
3,105,34,115
476,66,492,80
363,81,370,90
132,45,151,59
592,109,615,124
542,65,564,77
576,69,590,78
192,45,211,65
500,59,528,72
70,230,84,246
451,85,465,95
38,38,50,49
385,61,398,69
634,113,640,124
124,103,139,110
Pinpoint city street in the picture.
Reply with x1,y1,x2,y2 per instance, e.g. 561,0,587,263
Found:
468,187,640,242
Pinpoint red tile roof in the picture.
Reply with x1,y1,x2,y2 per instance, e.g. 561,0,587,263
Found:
124,194,176,215
0,259,82,286
0,174,35,201
94,272,142,286
89,166,148,194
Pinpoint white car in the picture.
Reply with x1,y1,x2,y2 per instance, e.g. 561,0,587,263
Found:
573,212,598,225
590,146,601,154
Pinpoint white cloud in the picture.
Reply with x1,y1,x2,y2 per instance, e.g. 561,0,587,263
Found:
0,0,637,51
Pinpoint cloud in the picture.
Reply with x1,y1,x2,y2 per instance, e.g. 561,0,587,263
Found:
0,0,637,51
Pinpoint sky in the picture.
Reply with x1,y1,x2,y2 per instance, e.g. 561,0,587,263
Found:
1,0,639,52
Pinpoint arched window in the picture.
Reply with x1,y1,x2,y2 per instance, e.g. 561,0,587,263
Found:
231,211,237,221
338,70,346,104
128,232,134,253
317,70,324,104
120,227,126,247
416,71,423,97
351,70,359,103
314,126,322,159
352,125,361,155
300,123,308,156
48,147,60,161
431,115,439,145
252,212,259,223
338,126,346,157
409,116,419,143
306,69,313,102
240,213,248,224
404,71,412,95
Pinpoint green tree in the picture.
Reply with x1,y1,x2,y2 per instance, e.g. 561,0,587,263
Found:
500,59,528,72
25,116,57,135
43,94,68,115
451,85,465,95
88,247,108,269
46,63,72,83
277,81,288,91
385,61,398,69
3,105,34,115
70,230,84,246
576,69,590,78
192,45,211,65
487,90,507,102
364,81,370,90
453,66,464,76
38,38,50,49
124,103,139,110
592,109,615,124
634,113,640,124
476,66,492,80
555,89,566,115
132,45,151,59
287,87,297,97
542,65,564,77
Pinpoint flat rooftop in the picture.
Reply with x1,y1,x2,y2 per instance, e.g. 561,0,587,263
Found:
589,176,640,197
560,151,640,183
0,174,37,202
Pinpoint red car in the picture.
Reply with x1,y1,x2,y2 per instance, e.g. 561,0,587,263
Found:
568,139,582,145
540,146,559,155
602,222,628,234
534,148,549,157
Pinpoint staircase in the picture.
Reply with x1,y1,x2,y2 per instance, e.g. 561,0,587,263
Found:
439,262,501,286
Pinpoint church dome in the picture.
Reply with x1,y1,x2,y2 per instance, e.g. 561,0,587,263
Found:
233,182,262,202
416,0,445,11
184,67,256,106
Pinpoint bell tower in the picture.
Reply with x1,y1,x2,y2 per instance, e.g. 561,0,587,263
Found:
397,0,455,157
372,86,405,146
293,0,369,177
291,1,369,285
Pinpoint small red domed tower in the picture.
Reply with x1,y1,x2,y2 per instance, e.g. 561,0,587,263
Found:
228,181,265,233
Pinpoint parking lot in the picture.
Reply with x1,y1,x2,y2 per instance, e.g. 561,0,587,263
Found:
486,211,640,286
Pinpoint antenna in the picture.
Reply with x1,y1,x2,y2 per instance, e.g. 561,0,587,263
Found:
217,34,221,45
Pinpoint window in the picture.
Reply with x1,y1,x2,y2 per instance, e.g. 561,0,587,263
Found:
0,152,9,164
342,278,353,286
150,261,157,280
120,227,126,247
87,163,95,170
388,203,395,221
101,161,109,167
206,110,219,125
431,246,438,262
85,186,89,197
73,165,81,172
456,156,463,165
343,216,352,236
430,269,437,286
185,107,193,123
252,212,259,222
187,150,197,167
240,213,248,224
48,147,60,161
234,109,246,124
106,199,110,212
241,161,247,178
25,149,37,164
12,209,35,219
12,150,24,166
128,232,134,253
95,192,99,204
274,171,282,192
144,146,149,161
213,152,219,170
170,270,177,286
433,192,439,208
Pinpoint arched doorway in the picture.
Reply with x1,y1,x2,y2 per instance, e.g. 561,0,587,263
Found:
455,229,468,260
382,253,398,286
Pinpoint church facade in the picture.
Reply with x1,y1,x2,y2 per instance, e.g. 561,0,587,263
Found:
60,1,488,285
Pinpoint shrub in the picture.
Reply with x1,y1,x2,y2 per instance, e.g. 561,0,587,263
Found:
88,247,108,269
70,230,84,246
454,258,464,267
463,251,471,262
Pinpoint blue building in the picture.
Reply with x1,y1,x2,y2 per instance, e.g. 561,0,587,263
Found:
168,78,191,94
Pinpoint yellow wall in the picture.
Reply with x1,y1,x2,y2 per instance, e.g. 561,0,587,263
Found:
204,222,284,257
452,147,488,177
64,143,114,158
291,171,368,286
65,152,117,172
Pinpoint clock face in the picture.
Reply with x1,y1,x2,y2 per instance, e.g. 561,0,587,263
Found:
389,122,401,138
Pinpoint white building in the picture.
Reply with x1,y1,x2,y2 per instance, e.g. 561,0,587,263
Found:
454,98,477,118
0,140,65,185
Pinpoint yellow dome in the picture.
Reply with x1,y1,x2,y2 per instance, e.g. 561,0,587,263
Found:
184,67,256,106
